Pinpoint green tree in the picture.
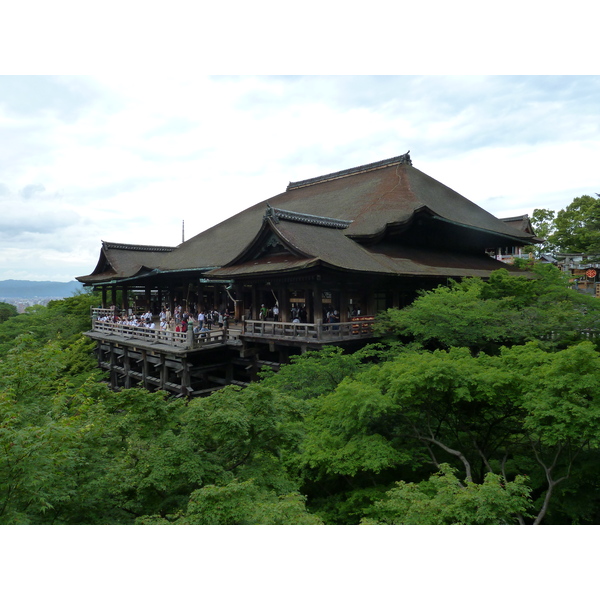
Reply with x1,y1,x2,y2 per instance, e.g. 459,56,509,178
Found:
550,195,600,255
0,335,117,524
94,382,311,522
137,479,322,525
294,342,600,524
0,291,101,356
527,208,556,257
375,265,600,353
0,302,17,324
362,464,533,525
259,345,364,400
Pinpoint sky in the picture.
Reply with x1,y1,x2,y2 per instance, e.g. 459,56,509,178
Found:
1,74,599,282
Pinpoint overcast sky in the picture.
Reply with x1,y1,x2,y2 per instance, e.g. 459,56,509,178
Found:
1,74,598,282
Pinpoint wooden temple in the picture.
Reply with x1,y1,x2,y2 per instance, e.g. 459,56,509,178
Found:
77,152,538,396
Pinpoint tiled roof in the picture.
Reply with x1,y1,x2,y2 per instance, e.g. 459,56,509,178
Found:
286,152,412,190
78,154,539,284
269,206,352,229
76,241,176,284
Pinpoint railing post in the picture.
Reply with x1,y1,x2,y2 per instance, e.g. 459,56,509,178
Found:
316,318,322,341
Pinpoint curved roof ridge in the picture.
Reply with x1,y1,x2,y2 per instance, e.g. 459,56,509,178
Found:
286,151,412,190
102,241,176,252
269,206,353,229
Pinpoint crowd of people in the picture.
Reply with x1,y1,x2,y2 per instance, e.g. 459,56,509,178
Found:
96,302,364,333
96,305,233,336
257,303,359,323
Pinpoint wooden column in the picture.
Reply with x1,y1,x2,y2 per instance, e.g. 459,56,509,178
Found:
339,288,350,321
145,285,151,311
234,285,243,322
168,286,175,312
197,283,204,311
123,347,132,388
312,279,323,325
280,287,290,322
180,360,191,396
141,350,148,389
251,286,258,320
159,356,168,391
101,286,107,308
122,286,129,312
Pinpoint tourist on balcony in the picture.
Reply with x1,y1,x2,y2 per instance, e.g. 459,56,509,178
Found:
259,304,268,320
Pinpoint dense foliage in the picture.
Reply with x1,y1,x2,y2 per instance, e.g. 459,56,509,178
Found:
0,302,18,324
2,268,600,525
529,194,600,257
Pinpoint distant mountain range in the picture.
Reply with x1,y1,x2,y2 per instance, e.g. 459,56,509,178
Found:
0,280,83,298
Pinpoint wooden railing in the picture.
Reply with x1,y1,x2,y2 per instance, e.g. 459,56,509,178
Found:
90,313,375,348
242,317,375,340
90,320,233,349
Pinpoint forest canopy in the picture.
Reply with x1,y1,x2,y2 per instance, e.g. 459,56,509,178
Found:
2,264,600,525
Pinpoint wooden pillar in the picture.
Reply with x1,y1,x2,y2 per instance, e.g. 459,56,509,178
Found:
339,288,350,321
251,286,258,320
168,286,175,312
123,347,132,388
141,350,148,389
280,287,290,322
234,285,243,322
181,360,189,396
122,286,129,312
145,285,151,311
159,356,168,391
312,279,323,325
101,286,107,308
197,283,204,312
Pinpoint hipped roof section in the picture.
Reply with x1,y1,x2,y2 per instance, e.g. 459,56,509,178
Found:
209,212,527,279
76,241,176,284
78,153,538,283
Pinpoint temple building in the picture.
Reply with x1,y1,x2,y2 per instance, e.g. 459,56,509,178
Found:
77,152,538,396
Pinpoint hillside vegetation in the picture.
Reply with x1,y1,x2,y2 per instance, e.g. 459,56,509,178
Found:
2,266,600,525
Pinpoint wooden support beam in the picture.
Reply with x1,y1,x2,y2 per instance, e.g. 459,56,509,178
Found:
141,350,148,389
123,347,131,388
